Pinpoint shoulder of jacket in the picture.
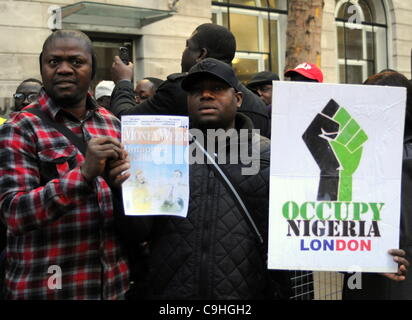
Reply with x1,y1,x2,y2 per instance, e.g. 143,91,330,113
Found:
0,110,40,143
167,72,188,82
7,109,38,124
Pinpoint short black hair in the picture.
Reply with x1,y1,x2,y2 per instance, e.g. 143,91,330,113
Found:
19,78,43,86
39,30,96,79
364,71,410,86
191,24,236,64
15,78,42,94
379,68,398,74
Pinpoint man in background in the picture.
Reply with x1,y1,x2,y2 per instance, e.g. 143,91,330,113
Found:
284,62,323,83
95,80,115,109
13,78,42,112
110,23,271,138
247,71,279,107
134,77,163,104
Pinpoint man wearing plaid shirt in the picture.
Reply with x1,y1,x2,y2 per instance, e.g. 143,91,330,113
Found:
0,30,131,299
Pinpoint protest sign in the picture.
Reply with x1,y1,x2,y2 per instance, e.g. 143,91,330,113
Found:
121,115,189,217
268,81,406,273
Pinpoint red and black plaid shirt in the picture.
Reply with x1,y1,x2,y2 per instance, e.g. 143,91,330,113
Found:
0,90,129,299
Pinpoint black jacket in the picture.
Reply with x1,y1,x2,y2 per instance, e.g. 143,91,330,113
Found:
117,114,283,299
342,134,412,300
109,73,271,138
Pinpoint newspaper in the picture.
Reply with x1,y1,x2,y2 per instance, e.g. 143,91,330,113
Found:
121,115,189,217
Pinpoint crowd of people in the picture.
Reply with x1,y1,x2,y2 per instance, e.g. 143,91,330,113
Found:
0,23,411,300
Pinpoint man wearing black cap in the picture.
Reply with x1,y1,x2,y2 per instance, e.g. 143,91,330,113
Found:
119,58,286,299
110,23,270,138
247,71,280,107
182,58,245,132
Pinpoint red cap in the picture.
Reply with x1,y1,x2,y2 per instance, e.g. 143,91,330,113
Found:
284,62,324,83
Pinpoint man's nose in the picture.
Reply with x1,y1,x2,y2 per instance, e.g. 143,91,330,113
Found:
199,89,215,99
56,61,74,74
22,96,30,105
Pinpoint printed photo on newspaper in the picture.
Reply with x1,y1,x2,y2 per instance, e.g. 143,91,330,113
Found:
121,115,189,217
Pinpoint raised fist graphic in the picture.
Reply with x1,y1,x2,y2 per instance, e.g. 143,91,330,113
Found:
302,99,368,201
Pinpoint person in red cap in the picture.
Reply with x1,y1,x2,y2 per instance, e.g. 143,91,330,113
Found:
284,62,323,83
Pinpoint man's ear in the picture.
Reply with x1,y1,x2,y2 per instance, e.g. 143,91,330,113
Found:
196,48,208,62
235,91,243,108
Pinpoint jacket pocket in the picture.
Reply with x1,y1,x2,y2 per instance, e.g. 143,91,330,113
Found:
37,145,78,183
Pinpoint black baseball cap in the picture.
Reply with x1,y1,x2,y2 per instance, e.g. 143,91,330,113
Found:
246,71,279,90
181,58,240,92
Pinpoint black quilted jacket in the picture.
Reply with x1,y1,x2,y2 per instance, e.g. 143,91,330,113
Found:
121,114,274,299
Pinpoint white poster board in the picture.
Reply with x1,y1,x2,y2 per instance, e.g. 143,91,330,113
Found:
121,115,189,217
268,81,406,273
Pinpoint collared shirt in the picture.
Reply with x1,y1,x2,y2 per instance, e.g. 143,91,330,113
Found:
0,90,129,299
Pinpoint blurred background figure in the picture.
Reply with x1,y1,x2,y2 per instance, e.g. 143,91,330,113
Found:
284,62,323,83
134,77,163,104
246,71,279,106
95,80,115,109
13,78,42,112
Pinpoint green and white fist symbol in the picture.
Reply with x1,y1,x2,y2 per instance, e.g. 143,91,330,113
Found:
303,99,368,202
